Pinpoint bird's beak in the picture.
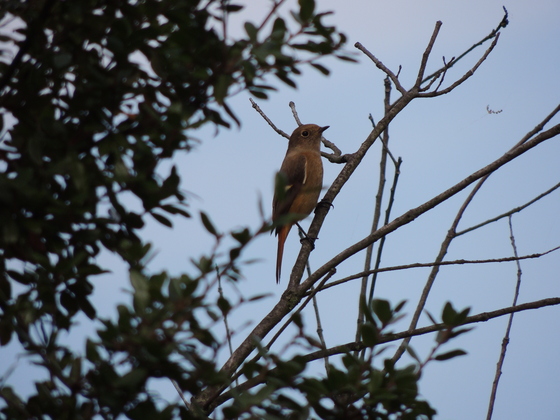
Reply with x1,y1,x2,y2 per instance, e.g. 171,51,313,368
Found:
320,126,330,133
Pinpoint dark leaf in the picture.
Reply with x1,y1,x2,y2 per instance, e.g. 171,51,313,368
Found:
0,321,13,346
441,301,456,326
200,211,219,236
221,4,243,12
310,62,330,75
299,0,316,21
372,299,392,326
360,323,378,347
151,212,173,228
231,228,251,244
434,349,467,361
244,22,258,41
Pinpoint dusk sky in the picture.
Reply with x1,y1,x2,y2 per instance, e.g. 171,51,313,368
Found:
2,1,560,419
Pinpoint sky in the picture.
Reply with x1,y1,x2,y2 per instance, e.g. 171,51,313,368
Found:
2,1,560,419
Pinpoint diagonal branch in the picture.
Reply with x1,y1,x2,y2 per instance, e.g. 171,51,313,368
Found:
211,296,560,408
193,18,526,411
299,122,560,296
355,42,407,95
415,21,443,86
303,297,560,363
391,104,560,364
457,181,560,236
250,98,289,138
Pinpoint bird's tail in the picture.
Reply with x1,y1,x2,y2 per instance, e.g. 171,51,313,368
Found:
276,224,292,283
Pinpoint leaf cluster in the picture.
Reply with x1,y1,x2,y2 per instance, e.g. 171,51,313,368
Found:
0,0,350,418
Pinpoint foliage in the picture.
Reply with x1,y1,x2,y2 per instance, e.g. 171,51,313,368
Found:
0,0,356,418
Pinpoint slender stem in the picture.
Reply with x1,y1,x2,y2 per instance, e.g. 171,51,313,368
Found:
485,216,523,420
457,181,560,236
367,156,402,305
312,290,329,373
356,78,392,357
303,297,560,363
315,245,560,292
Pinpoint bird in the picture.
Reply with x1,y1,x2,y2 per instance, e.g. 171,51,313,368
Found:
272,124,329,283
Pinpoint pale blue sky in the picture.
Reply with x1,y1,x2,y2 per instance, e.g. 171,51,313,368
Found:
2,1,560,419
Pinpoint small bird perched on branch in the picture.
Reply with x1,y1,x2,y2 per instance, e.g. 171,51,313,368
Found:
272,124,329,283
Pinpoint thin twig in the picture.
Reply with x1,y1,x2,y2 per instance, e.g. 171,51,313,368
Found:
421,7,508,85
312,289,329,373
415,21,443,86
367,156,402,305
418,33,500,97
300,230,330,373
485,216,523,420
172,379,192,411
249,98,289,138
356,78,392,357
304,297,560,363
355,42,407,95
265,269,336,351
457,181,560,236
315,245,560,292
217,268,235,363
289,101,303,125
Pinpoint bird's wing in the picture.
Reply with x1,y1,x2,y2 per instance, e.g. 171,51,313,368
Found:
272,152,307,222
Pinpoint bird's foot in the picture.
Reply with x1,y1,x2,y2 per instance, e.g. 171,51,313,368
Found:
296,222,317,250
315,198,334,214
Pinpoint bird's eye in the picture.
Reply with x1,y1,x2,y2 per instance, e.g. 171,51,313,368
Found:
302,130,309,137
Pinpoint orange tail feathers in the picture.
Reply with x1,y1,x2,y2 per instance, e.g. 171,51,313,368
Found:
276,224,292,283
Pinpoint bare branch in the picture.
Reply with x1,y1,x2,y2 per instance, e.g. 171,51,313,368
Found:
316,245,560,292
415,21,443,86
303,297,560,363
195,18,554,411
457,181,560,236
250,98,289,138
391,104,560,363
356,78,395,353
355,42,407,95
289,100,303,125
418,33,500,98
300,122,560,295
421,7,509,85
486,217,524,420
